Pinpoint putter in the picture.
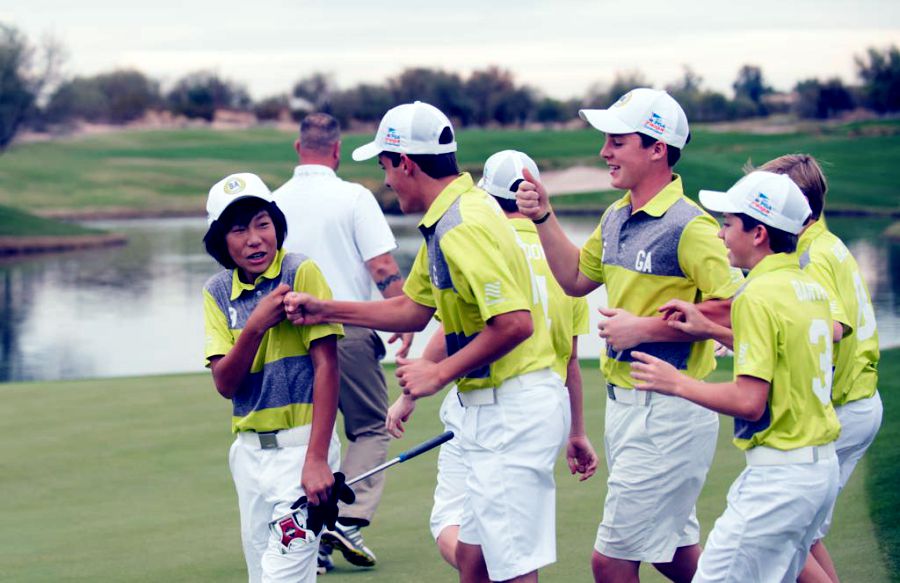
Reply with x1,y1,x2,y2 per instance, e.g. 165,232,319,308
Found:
269,430,454,550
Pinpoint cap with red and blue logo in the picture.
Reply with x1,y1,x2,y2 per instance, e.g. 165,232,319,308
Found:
352,101,457,161
698,171,812,234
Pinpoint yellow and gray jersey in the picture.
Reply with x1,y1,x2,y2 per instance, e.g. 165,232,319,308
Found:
403,173,555,392
203,250,343,433
798,220,879,405
579,175,743,388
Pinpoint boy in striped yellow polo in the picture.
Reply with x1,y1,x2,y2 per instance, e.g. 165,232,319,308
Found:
285,103,570,582
516,88,741,582
202,173,344,583
385,150,599,571
756,155,881,583
630,171,841,582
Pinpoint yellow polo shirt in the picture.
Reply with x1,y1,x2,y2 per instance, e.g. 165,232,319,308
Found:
731,253,841,451
578,175,743,388
798,220,879,405
203,249,343,433
510,218,590,381
403,174,555,392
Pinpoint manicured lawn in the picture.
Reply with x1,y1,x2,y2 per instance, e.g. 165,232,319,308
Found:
0,353,893,581
1,119,897,224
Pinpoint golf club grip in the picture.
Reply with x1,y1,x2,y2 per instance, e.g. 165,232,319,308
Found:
397,430,454,462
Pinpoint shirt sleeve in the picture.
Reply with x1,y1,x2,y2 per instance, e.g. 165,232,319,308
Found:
203,288,234,366
353,188,398,262
732,292,778,383
572,296,590,336
402,243,437,308
441,222,530,322
578,222,605,284
678,214,744,300
294,259,344,345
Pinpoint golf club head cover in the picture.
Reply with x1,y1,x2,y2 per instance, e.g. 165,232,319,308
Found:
290,472,356,535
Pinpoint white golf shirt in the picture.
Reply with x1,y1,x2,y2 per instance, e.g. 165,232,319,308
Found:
273,165,397,302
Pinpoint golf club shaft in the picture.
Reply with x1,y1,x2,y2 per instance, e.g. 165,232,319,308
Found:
347,430,453,486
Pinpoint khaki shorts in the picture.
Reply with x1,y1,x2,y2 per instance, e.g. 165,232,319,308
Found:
594,389,718,562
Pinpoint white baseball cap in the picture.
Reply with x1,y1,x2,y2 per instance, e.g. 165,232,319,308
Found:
352,101,457,161
477,150,541,200
579,88,690,149
698,171,812,235
206,172,274,226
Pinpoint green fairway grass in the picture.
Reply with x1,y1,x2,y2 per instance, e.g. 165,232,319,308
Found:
0,119,897,224
866,350,900,581
0,353,893,581
0,203,103,237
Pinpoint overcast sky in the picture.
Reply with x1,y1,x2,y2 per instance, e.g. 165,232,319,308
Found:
4,0,899,101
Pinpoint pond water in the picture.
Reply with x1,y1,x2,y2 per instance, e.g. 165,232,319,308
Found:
0,214,897,383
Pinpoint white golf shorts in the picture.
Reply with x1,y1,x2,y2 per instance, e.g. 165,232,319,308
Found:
594,388,718,563
455,368,570,581
815,391,883,539
695,447,839,583
229,427,341,583
430,386,466,540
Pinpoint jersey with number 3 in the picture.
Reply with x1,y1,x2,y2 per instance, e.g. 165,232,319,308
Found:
799,220,879,406
730,253,841,451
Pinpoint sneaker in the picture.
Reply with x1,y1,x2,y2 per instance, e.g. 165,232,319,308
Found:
321,521,377,567
317,543,334,575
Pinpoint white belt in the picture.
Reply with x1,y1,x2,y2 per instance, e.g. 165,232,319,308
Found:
606,383,652,406
457,388,497,407
236,424,311,450
745,442,836,466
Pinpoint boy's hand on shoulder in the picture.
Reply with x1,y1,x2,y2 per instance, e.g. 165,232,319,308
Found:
246,284,290,334
284,291,327,325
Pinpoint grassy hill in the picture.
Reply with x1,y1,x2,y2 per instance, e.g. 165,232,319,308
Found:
0,353,895,582
1,119,898,221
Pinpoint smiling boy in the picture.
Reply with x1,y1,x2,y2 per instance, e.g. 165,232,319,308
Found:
630,171,841,582
202,172,344,583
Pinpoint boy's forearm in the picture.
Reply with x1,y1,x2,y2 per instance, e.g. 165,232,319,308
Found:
434,311,532,388
210,327,266,399
566,351,587,436
535,214,598,297
307,339,339,462
322,295,433,332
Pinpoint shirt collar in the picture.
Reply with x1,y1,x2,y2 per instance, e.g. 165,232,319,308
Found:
745,252,798,282
293,164,336,179
797,219,826,254
614,174,685,217
418,173,474,230
509,217,537,235
230,248,286,300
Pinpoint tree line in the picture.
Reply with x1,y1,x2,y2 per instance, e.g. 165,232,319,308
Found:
2,21,899,151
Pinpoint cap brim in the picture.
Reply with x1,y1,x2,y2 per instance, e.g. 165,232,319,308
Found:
351,141,382,162
579,109,635,135
698,190,741,214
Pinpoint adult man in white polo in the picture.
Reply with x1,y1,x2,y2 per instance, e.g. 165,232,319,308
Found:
273,112,412,570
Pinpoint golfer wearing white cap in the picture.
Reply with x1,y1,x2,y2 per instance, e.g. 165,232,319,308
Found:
516,88,742,582
631,170,841,582
385,149,599,572
286,103,569,582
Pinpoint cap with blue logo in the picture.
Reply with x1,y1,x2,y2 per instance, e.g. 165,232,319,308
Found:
579,88,690,149
206,172,274,226
698,171,812,234
352,101,457,161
